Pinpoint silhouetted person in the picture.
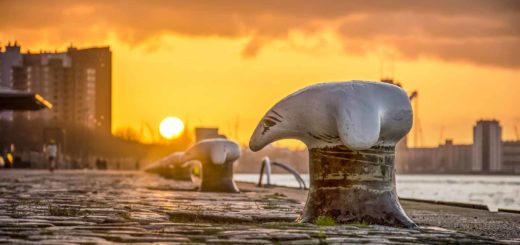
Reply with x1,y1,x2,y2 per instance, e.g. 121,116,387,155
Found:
96,158,102,169
46,140,58,172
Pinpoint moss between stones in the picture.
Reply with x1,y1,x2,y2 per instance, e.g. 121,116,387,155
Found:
260,222,311,229
262,192,288,200
314,216,336,226
40,230,54,236
169,212,250,224
348,221,370,228
48,205,81,216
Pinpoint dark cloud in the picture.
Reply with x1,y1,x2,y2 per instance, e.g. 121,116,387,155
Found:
338,12,520,67
1,0,519,68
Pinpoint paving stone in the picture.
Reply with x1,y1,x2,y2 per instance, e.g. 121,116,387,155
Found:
0,170,510,244
206,238,272,244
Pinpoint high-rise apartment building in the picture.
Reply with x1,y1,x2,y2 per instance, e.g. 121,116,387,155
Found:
0,42,23,121
472,120,502,172
12,52,72,122
0,43,111,133
68,47,112,132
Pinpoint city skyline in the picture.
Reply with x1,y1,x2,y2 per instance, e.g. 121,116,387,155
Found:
0,42,112,133
1,0,519,147
2,41,516,148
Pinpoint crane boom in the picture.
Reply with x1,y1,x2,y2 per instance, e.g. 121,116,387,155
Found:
409,91,418,100
408,90,422,147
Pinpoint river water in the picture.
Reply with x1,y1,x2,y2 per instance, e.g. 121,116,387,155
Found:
235,174,520,211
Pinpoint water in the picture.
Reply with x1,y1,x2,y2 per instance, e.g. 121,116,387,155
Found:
235,174,520,211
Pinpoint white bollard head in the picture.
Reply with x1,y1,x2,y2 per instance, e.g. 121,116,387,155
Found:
183,139,241,193
183,139,241,165
249,81,412,151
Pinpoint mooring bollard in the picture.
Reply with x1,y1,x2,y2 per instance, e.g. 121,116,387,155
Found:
143,152,195,181
249,80,416,228
182,139,241,193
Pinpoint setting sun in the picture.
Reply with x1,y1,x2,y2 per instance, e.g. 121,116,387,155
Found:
159,116,185,139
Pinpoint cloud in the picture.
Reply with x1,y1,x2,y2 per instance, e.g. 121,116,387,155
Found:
1,0,519,68
338,12,520,67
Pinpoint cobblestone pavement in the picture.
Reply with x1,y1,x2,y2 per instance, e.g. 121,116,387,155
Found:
0,170,515,244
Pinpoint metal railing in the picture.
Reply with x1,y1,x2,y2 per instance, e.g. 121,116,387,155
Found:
257,156,307,190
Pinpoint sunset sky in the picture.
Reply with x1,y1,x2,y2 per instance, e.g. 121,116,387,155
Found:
1,0,519,148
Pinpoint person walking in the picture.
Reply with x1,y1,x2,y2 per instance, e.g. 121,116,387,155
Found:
46,140,58,172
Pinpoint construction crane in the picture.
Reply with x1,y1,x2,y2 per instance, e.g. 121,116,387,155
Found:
439,126,445,145
139,121,158,143
408,90,423,147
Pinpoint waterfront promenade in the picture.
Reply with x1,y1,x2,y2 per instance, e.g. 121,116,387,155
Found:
0,170,518,244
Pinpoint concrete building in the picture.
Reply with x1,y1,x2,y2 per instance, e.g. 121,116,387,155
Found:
502,141,520,173
396,120,520,174
195,127,226,142
395,139,472,174
0,43,112,133
396,146,438,173
472,120,502,172
12,52,72,122
68,47,112,132
438,140,473,173
0,42,23,121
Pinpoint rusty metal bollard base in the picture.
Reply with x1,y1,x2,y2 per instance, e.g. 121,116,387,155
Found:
199,160,240,193
298,145,416,228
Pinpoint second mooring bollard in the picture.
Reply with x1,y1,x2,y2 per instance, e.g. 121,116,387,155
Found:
249,80,417,228
182,139,241,193
143,152,195,181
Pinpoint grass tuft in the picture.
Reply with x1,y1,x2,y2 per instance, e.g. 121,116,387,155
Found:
314,215,336,226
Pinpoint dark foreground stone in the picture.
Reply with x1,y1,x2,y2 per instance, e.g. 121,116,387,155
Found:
0,170,515,244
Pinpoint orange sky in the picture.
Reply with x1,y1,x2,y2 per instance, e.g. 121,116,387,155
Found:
1,0,519,148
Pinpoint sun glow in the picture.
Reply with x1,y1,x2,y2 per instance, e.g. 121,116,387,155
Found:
159,116,185,139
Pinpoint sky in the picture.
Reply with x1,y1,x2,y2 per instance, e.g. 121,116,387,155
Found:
1,0,519,148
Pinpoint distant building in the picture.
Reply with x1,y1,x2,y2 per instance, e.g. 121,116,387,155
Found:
502,141,520,174
0,42,23,121
12,51,72,122
438,140,473,172
0,43,112,133
67,46,112,132
396,119,520,174
195,127,226,142
396,139,472,174
472,120,502,172
396,145,437,173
